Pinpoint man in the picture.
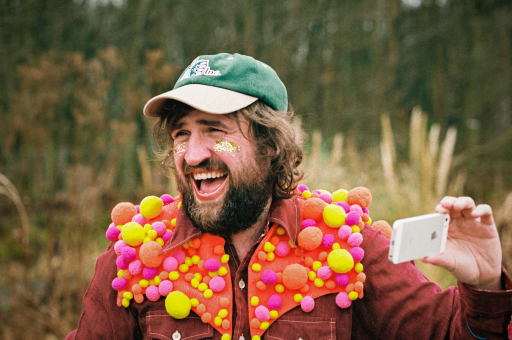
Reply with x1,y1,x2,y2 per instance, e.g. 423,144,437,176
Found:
68,53,512,339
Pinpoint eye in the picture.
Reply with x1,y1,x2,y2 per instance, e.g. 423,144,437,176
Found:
171,130,189,139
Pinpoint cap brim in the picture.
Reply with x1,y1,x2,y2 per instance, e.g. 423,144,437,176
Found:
143,84,258,117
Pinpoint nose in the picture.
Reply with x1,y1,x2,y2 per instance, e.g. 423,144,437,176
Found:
183,134,212,166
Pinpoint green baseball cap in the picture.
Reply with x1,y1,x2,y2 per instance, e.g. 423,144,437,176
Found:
144,53,288,117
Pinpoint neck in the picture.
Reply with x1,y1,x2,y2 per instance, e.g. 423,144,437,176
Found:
230,199,272,260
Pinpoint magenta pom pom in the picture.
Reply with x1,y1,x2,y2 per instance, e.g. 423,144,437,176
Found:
336,201,350,213
114,240,127,255
116,255,129,270
163,256,178,272
261,270,278,285
162,231,174,242
255,305,270,321
121,246,137,261
268,294,283,309
171,250,186,264
297,184,309,193
129,259,142,275
363,207,369,214
106,227,121,242
204,259,221,272
318,193,333,204
322,234,335,248
301,219,317,229
111,277,127,290
301,295,315,312
146,285,160,301
160,194,174,205
209,276,226,292
317,266,333,280
135,205,140,213
158,280,173,296
143,267,158,280
348,232,363,247
336,292,352,308
338,225,352,240
312,190,322,195
131,214,146,225
335,274,349,287
349,247,365,261
345,211,361,226
350,204,363,217
152,222,166,236
275,241,291,257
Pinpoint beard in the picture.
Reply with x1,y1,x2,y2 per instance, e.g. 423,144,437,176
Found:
174,157,274,237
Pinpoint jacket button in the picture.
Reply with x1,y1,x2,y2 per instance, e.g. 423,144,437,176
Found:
239,279,245,289
172,330,181,340
239,336,245,340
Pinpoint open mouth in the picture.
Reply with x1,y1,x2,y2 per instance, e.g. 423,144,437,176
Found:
191,170,229,201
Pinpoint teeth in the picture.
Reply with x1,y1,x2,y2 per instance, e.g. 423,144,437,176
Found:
193,171,227,180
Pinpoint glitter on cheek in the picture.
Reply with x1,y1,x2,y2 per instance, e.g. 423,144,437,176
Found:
174,142,186,157
214,140,241,156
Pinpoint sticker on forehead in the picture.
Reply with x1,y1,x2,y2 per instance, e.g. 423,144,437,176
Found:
174,142,186,156
214,140,241,156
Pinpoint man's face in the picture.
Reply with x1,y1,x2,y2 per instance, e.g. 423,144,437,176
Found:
170,110,273,236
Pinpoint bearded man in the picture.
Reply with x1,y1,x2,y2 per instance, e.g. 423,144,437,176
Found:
68,53,512,340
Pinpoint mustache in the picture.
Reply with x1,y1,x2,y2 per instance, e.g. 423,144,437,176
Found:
183,159,229,176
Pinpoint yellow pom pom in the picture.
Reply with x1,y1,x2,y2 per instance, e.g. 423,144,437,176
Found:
270,310,278,319
323,205,346,228
214,316,222,326
143,237,152,243
179,264,189,273
352,226,360,233
149,279,156,286
308,271,317,281
154,276,161,285
169,271,179,280
349,291,359,300
156,237,164,246
312,261,322,272
191,278,199,288
204,289,213,299
140,196,163,219
263,242,274,252
275,284,284,293
143,224,152,233
190,298,199,307
218,267,228,276
314,278,324,287
121,222,146,246
123,292,133,300
252,336,261,340
260,321,269,330
367,217,372,225
198,283,208,292
250,296,259,306
221,254,230,263
267,252,275,261
332,243,341,250
122,298,130,308
302,190,312,199
252,263,262,272
294,294,303,303
165,291,191,319
177,202,181,209
327,249,354,273
332,189,348,202
117,270,124,278
221,335,231,340
288,240,295,248
194,272,202,281
192,255,201,264
355,263,364,273
276,227,286,235
139,279,149,288
218,309,228,318
171,218,177,227
209,271,218,277
185,257,192,266
147,230,157,240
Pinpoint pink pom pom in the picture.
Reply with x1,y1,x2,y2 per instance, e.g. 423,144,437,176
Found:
301,219,317,229
336,292,352,308
109,222,116,228
160,194,174,205
209,276,226,292
363,207,369,214
121,246,137,261
322,234,335,248
338,225,352,240
163,256,178,272
349,247,365,261
146,285,160,301
350,204,363,217
336,201,350,213
255,305,270,321
171,250,186,264
335,274,349,287
318,193,333,204
261,270,278,285
301,295,315,312
143,267,158,280
111,277,127,290
204,259,221,272
348,232,363,247
129,259,142,275
131,214,146,225
116,255,129,270
275,241,291,257
345,211,361,226
268,294,282,309
297,184,309,193
317,266,333,280
158,280,173,296
135,205,140,213
152,222,166,236
114,240,127,255
162,231,174,242
106,227,121,242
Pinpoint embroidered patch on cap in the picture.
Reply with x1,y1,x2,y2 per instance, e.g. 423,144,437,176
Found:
178,57,221,82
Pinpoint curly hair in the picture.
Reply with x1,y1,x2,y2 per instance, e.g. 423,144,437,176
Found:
152,99,305,199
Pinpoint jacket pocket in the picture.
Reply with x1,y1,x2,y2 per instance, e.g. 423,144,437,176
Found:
145,310,214,340
265,315,336,340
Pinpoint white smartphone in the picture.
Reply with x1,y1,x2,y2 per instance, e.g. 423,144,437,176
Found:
388,213,450,264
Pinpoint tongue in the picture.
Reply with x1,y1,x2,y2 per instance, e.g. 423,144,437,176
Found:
199,177,225,193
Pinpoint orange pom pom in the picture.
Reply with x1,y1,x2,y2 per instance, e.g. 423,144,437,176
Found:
256,281,266,290
196,304,206,316
270,236,280,245
282,264,308,290
250,318,261,329
302,198,327,221
372,220,392,240
213,245,224,255
185,273,194,282
198,260,205,270
222,319,230,330
201,312,212,323
132,284,142,295
139,241,164,268
159,271,169,280
111,202,137,225
318,252,328,262
276,272,283,284
326,280,336,289
219,298,230,308
355,281,364,293
134,294,144,303
297,227,323,251
258,251,267,261
202,276,211,285
304,257,314,268
300,284,310,293
347,187,372,208
346,283,355,293
357,272,366,282
190,238,201,248
188,247,197,256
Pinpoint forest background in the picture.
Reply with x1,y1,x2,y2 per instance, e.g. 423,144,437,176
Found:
1,0,512,338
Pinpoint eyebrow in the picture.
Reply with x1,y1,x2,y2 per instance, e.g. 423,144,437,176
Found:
171,119,231,131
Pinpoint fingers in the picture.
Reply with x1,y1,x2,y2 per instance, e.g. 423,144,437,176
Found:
438,196,476,219
471,204,495,225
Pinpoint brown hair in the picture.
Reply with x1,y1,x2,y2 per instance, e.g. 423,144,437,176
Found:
152,99,305,199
